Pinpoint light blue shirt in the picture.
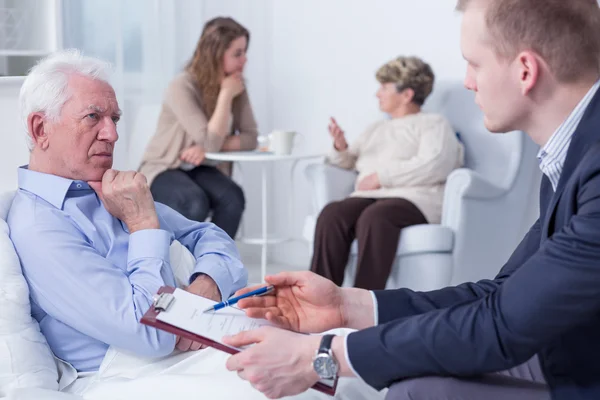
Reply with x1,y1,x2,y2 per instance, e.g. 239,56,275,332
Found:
7,167,248,372
537,80,600,190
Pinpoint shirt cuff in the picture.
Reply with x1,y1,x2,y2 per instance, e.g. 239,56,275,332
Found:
191,253,235,301
326,146,346,164
127,229,172,264
344,333,371,385
370,290,379,326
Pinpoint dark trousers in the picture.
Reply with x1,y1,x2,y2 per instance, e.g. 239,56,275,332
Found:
150,166,245,238
385,355,548,400
310,197,427,290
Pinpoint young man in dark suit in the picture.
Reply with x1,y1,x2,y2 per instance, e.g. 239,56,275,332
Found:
222,0,600,399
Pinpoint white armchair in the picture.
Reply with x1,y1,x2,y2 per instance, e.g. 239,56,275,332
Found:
303,81,541,291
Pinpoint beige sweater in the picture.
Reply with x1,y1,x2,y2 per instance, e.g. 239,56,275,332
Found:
139,72,259,184
327,113,464,223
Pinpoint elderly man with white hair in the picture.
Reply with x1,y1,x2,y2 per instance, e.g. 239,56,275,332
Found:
6,49,248,373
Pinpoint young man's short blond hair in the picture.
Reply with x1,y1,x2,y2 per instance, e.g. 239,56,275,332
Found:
456,0,600,82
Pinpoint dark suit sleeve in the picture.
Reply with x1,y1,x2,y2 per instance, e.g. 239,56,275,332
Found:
374,218,541,324
347,162,600,390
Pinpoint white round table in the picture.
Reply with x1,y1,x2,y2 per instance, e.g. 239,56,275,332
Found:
205,151,324,281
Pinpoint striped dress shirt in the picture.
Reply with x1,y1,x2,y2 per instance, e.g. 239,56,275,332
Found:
538,80,600,191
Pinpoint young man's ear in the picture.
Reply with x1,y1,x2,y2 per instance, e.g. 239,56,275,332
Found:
28,112,50,150
517,51,540,96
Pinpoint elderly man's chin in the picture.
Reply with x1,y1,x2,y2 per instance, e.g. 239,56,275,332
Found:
87,155,113,180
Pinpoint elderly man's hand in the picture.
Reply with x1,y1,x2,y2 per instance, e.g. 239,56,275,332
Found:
224,327,321,399
88,170,159,233
186,273,221,302
356,172,381,191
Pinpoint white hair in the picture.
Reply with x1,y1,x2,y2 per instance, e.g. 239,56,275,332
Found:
19,49,113,150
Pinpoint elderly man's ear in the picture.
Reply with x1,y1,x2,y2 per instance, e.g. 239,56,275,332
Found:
28,112,50,150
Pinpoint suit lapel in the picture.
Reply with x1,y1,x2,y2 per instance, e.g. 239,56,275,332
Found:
539,176,552,222
541,87,600,238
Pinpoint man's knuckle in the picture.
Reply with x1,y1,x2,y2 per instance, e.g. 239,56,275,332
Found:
265,391,279,399
245,352,258,365
248,372,262,384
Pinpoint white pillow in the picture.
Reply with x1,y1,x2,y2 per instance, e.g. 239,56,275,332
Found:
0,191,60,396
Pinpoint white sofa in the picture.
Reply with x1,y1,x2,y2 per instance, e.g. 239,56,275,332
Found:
303,81,541,291
0,188,383,399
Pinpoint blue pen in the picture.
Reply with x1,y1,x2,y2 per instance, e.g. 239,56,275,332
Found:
202,285,275,313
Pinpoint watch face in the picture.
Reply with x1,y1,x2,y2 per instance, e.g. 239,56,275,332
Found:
313,354,338,379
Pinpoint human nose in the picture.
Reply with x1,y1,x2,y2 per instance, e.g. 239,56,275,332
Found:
98,118,119,143
464,67,477,92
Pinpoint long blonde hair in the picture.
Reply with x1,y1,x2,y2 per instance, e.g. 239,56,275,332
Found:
186,17,250,117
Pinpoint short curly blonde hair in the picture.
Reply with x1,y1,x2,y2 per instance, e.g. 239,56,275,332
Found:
376,56,435,106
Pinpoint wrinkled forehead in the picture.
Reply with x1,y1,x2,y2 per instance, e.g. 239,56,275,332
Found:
65,75,120,113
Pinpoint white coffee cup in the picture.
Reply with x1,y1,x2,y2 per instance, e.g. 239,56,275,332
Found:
269,130,298,155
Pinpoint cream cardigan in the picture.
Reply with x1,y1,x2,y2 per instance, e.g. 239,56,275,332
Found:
327,113,464,223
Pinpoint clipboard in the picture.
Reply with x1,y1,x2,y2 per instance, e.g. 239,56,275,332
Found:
141,286,338,396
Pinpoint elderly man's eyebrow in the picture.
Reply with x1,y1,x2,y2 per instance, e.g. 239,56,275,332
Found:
87,104,123,116
87,104,105,113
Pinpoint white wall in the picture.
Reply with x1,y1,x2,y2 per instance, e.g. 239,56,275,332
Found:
264,0,467,266
0,2,499,270
125,0,470,267
0,77,28,193
58,0,469,267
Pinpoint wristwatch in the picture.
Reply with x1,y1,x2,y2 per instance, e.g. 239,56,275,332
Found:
312,334,339,379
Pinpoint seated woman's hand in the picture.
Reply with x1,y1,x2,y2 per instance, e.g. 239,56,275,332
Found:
233,271,346,333
357,172,381,191
179,145,205,166
221,72,246,98
328,117,348,151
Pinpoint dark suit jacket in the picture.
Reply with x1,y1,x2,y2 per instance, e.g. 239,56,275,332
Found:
347,88,600,400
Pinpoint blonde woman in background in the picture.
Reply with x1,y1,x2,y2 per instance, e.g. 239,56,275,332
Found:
311,56,464,290
139,17,258,238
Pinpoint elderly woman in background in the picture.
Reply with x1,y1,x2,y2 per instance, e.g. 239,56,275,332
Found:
311,56,464,290
139,17,258,238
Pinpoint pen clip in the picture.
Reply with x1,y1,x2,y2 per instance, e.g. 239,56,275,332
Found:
257,286,275,297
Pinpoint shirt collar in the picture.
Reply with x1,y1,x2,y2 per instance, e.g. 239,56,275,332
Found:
537,79,600,161
18,166,92,209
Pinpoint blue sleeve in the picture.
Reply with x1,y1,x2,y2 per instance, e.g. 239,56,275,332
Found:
155,202,248,300
11,221,176,358
372,218,541,324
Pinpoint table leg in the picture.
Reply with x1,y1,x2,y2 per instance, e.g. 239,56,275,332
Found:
289,160,300,235
261,163,268,282
233,161,245,240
